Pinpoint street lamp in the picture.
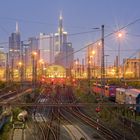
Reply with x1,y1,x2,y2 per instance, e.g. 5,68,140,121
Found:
39,59,44,77
87,46,96,94
75,60,78,78
18,61,23,90
90,50,96,78
32,51,37,89
117,32,122,79
116,31,125,79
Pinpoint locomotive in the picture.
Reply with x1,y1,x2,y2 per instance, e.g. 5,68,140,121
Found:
92,83,117,101
92,83,140,112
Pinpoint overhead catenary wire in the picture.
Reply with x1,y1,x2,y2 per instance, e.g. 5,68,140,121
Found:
0,29,101,46
0,17,140,64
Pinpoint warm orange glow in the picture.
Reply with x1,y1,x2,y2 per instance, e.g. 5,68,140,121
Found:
39,59,44,64
118,32,122,38
18,62,22,66
116,30,126,39
75,61,78,65
92,50,95,55
32,51,37,56
97,41,101,46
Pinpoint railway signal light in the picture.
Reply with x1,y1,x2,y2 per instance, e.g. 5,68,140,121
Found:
96,107,101,113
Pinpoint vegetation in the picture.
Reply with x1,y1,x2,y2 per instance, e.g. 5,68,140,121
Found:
0,81,6,89
12,107,23,122
0,119,11,140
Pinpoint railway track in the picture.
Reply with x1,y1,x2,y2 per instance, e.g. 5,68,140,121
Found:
59,109,90,140
33,88,60,140
70,108,122,140
64,86,123,140
30,85,124,140
11,128,24,140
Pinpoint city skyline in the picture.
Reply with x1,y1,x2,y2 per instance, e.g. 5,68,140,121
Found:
0,0,140,64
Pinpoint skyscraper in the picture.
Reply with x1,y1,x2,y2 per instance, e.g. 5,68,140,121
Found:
54,13,68,56
26,37,39,67
54,13,74,69
39,33,54,64
9,22,21,80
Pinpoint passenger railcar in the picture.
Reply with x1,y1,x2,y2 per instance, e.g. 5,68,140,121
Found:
115,88,126,104
104,85,117,100
125,89,140,113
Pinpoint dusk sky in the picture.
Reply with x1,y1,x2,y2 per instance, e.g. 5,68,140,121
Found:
0,0,140,64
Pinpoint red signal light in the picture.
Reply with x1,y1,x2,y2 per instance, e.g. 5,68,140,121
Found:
96,107,101,113
72,79,75,82
41,78,45,83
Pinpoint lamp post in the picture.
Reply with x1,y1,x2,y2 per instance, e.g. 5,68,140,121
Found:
116,31,124,79
91,50,95,78
5,53,9,84
18,61,23,90
117,32,122,79
39,59,44,77
32,52,37,89
87,47,96,94
87,46,91,94
75,60,78,78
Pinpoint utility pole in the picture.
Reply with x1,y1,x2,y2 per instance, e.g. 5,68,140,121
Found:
32,52,37,90
87,46,91,94
32,55,35,89
6,53,9,84
105,54,109,80
101,25,105,97
20,41,24,90
11,55,14,82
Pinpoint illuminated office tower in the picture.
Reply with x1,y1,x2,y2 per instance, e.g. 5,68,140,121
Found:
39,33,54,64
9,22,21,80
54,13,68,56
54,13,74,69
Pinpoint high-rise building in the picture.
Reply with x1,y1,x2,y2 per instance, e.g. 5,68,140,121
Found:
54,13,74,69
9,22,21,80
39,33,54,64
9,22,21,67
55,42,74,68
54,13,68,56
85,42,101,67
85,42,102,78
24,37,39,80
26,37,39,67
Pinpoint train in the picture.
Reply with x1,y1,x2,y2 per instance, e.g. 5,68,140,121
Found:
92,83,140,112
92,83,117,101
116,88,140,112
17,110,28,122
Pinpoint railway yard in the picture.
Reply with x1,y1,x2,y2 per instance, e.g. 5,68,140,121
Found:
0,82,140,140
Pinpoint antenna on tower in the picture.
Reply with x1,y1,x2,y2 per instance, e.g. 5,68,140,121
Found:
16,22,19,33
59,11,63,20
